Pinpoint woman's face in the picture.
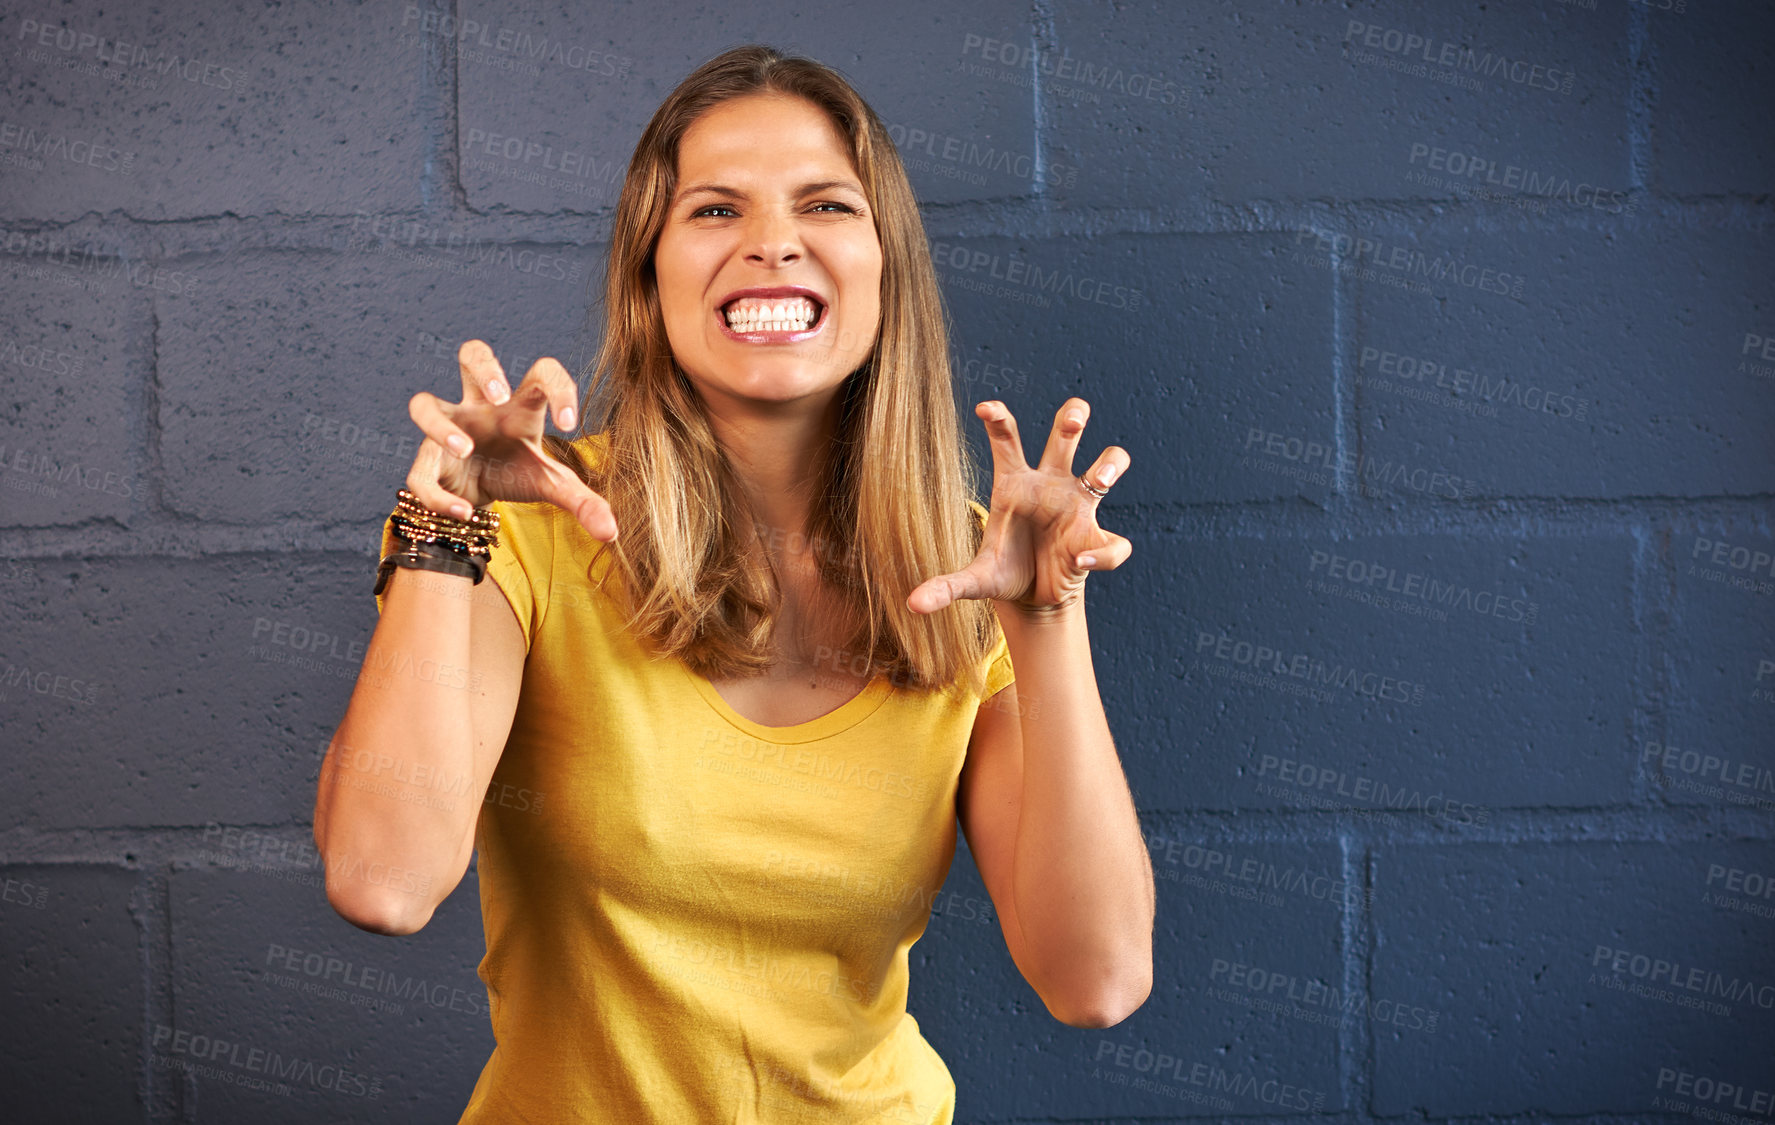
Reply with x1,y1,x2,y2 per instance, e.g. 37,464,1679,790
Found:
655,92,883,413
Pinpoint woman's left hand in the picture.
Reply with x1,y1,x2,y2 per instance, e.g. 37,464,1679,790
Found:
909,397,1133,616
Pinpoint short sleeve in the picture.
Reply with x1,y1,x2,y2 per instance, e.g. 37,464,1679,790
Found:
372,499,554,655
967,498,1016,698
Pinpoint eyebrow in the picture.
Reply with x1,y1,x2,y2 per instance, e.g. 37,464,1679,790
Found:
674,179,866,205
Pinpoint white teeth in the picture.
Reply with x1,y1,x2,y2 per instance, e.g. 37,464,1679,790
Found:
722,296,820,332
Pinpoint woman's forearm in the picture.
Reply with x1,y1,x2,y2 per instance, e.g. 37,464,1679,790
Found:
995,597,1154,1022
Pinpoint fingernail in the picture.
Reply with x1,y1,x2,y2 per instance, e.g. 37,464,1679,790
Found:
447,435,471,456
1067,413,1084,427
486,380,509,403
1078,554,1097,567
453,502,473,519
560,406,576,430
1099,463,1117,485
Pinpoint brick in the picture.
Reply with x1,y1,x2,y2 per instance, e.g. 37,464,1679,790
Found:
1353,221,1775,497
169,865,489,1120
1651,521,1775,813
155,247,597,522
1374,841,1775,1116
1046,0,1629,208
1,0,425,221
0,864,143,1123
1652,2,1775,195
936,232,1335,506
454,0,1035,210
0,251,150,527
913,835,1344,1117
1105,530,1635,812
0,554,369,827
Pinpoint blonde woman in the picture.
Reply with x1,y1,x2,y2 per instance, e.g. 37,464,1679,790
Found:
314,43,1152,1124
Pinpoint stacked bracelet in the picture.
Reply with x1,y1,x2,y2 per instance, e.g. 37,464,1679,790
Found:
374,489,503,595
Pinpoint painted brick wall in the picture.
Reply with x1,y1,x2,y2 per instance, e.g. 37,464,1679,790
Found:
2,1,1771,1121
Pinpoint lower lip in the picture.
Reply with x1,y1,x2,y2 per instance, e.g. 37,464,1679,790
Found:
715,302,828,344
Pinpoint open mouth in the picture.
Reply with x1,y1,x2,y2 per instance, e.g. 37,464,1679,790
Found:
717,294,828,340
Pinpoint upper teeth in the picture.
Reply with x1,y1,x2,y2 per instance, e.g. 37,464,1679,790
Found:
724,296,818,330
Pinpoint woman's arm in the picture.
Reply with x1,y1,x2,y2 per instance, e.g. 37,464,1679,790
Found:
312,565,527,935
956,599,1154,1028
911,394,1149,1025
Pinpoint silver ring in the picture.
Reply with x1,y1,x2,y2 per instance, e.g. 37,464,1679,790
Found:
1079,476,1108,500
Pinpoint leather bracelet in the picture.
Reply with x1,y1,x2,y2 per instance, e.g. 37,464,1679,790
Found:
375,538,487,596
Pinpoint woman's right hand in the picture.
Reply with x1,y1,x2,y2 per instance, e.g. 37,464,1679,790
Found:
403,339,618,541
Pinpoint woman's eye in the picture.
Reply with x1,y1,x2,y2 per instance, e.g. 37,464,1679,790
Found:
693,205,737,218
811,201,855,214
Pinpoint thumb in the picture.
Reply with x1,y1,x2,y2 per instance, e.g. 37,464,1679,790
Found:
908,565,993,615
558,483,619,543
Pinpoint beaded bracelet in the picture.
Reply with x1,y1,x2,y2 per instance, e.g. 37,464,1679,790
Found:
375,489,502,594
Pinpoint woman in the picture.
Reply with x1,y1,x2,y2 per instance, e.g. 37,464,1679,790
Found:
314,43,1152,1124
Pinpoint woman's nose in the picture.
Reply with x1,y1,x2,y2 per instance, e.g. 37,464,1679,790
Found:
743,209,802,266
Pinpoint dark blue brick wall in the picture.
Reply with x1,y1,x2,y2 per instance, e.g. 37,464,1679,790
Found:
2,1,1770,1121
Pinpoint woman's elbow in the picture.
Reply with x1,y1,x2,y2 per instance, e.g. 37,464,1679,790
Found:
1046,965,1153,1029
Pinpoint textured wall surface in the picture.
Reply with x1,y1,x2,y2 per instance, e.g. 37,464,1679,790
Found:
2,1,1773,1121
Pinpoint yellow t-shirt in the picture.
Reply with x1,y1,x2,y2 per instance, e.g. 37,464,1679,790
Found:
373,435,1013,1124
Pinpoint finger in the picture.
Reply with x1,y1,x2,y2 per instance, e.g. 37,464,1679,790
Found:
408,391,475,458
510,356,580,432
1038,397,1090,476
458,338,510,406
1077,445,1131,504
974,400,1030,478
1075,531,1133,572
404,437,477,520
536,461,620,542
908,565,995,615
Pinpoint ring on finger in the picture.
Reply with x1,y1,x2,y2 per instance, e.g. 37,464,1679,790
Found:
1079,476,1109,500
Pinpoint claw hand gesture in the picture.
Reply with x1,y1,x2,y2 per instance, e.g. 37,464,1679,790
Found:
403,339,618,541
909,398,1132,616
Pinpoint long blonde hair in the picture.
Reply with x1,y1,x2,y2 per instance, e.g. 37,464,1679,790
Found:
546,43,997,697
